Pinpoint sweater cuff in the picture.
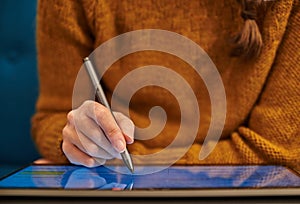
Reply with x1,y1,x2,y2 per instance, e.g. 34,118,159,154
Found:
34,113,69,164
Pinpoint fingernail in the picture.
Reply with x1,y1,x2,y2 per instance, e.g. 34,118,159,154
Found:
125,134,134,144
115,139,125,153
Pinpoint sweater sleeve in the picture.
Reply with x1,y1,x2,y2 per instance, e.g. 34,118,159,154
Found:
231,1,300,172
31,0,95,163
173,1,300,171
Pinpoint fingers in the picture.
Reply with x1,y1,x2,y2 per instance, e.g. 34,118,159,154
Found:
62,140,105,168
63,100,135,167
84,101,127,153
69,114,121,159
63,121,120,160
113,112,135,144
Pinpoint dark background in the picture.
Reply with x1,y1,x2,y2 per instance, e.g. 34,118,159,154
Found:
0,0,40,165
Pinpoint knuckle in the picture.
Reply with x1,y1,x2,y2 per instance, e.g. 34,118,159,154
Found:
82,100,93,107
81,100,95,115
95,106,108,121
67,111,74,123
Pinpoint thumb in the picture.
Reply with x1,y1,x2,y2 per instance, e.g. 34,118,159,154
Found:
113,112,135,144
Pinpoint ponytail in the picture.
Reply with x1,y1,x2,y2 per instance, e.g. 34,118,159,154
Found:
232,0,265,59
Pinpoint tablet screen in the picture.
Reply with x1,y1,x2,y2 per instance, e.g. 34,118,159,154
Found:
0,165,300,190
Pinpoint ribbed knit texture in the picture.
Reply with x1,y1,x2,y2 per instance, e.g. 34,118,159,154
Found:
32,0,299,171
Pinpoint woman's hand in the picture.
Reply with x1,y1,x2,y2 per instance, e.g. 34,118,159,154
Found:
62,100,134,167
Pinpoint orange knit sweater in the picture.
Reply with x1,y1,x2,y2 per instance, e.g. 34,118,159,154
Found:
32,0,300,171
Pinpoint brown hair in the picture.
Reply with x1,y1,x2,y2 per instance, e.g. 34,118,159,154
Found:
232,0,267,59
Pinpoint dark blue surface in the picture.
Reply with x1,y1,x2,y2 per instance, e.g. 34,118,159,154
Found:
0,0,40,164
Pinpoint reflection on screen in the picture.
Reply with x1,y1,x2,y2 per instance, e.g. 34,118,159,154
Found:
0,165,299,190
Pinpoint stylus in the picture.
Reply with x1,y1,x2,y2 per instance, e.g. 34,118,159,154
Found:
83,57,134,173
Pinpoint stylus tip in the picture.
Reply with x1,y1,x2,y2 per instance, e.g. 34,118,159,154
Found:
121,150,134,174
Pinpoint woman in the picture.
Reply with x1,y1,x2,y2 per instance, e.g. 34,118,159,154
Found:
32,0,300,171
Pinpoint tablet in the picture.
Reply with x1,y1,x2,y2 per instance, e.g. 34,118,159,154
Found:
1,164,300,197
